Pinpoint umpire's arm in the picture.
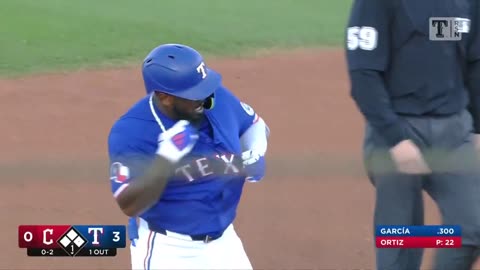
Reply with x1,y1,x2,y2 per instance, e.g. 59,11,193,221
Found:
345,0,406,148
467,0,480,134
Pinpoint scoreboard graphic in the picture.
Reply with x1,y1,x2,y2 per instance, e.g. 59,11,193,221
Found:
376,225,462,248
18,225,126,257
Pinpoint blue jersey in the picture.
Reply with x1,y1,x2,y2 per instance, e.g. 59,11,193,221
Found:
107,86,258,236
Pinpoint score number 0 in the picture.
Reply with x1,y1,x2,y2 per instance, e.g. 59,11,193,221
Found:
23,231,34,242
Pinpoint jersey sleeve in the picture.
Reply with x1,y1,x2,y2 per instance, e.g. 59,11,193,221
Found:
217,86,266,138
346,0,392,71
468,0,480,62
346,0,410,147
235,100,261,137
467,0,480,133
108,131,154,198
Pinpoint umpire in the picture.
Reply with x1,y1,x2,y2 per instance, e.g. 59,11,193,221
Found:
345,0,480,269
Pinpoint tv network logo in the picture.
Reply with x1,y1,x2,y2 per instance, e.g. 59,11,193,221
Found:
429,17,471,41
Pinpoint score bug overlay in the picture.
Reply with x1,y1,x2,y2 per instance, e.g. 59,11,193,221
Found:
375,225,462,248
18,225,126,257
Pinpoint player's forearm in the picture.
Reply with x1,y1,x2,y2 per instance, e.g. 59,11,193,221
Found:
349,69,408,147
116,156,174,217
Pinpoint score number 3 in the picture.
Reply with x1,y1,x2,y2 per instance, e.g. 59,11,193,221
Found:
112,231,120,242
347,26,378,51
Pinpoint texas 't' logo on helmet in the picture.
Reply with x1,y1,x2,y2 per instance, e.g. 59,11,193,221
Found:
110,162,130,183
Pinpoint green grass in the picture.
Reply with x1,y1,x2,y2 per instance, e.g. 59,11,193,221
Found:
0,0,352,76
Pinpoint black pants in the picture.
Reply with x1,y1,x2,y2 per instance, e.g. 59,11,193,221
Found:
364,110,480,270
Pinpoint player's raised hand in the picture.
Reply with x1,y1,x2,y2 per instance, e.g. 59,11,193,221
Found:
156,120,199,163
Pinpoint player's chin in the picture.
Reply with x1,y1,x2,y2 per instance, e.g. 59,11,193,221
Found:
191,113,204,122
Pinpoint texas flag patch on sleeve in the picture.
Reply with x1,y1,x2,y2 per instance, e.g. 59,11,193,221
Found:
110,162,130,183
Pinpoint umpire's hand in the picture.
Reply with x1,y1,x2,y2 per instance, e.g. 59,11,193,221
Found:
473,134,480,151
389,139,431,174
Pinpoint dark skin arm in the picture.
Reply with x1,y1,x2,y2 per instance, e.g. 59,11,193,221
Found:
116,156,175,217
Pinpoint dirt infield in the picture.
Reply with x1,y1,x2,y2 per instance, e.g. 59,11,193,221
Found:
0,48,472,269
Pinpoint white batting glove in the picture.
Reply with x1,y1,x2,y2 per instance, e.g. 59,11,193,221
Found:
156,120,199,163
242,149,262,166
242,149,266,182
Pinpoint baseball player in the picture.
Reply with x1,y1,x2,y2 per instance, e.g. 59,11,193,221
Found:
107,44,270,270
346,0,480,269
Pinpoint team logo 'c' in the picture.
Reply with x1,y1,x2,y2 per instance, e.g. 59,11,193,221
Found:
110,162,130,183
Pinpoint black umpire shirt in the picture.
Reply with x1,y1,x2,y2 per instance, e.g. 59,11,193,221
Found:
345,0,480,147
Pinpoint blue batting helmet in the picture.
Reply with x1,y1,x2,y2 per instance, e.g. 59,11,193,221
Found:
142,44,221,101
